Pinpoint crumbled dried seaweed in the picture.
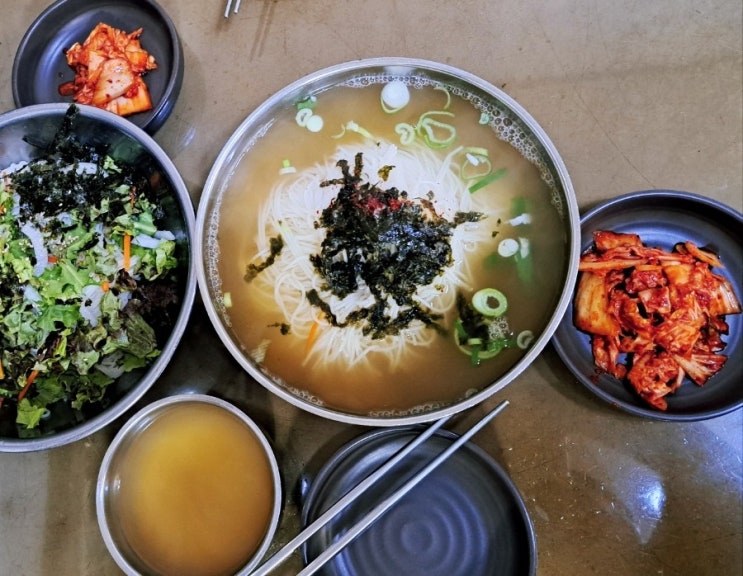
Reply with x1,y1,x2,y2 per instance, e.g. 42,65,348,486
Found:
246,152,485,339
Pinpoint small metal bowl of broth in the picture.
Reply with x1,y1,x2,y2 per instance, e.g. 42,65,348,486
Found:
96,394,281,576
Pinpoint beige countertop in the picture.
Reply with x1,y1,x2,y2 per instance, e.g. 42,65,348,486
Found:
1,0,741,575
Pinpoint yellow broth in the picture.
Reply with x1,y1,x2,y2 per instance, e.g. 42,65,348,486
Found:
115,403,275,576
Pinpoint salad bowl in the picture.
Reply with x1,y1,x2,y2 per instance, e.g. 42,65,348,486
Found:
0,103,196,452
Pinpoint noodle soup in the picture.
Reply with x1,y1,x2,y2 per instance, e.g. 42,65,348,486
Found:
203,64,576,419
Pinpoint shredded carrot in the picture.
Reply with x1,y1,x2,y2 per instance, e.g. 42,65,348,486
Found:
47,254,58,264
0,358,4,380
124,186,136,271
101,281,110,292
305,321,321,356
123,233,132,270
17,369,40,402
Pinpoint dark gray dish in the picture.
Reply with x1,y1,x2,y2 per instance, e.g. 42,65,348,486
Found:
12,0,183,135
551,190,743,421
301,426,537,576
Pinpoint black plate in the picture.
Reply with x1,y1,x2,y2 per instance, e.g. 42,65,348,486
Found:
551,190,743,421
301,427,536,576
12,0,183,135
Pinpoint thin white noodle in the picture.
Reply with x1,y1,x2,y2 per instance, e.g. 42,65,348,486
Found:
248,141,499,370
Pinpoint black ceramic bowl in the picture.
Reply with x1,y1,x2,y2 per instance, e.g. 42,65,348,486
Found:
12,0,183,135
552,190,743,421
301,426,537,576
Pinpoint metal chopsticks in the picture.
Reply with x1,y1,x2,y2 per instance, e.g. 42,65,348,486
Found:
223,0,242,18
250,399,509,575
250,412,452,575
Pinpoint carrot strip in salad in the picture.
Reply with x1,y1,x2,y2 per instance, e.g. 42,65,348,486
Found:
17,369,40,402
123,233,132,270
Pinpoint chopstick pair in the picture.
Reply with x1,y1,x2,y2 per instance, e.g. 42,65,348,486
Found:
223,0,242,18
250,400,510,576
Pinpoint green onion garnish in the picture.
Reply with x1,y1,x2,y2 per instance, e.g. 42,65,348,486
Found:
468,168,507,193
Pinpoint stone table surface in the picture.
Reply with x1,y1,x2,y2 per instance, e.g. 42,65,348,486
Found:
0,0,741,575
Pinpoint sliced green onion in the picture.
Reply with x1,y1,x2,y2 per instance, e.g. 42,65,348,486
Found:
479,338,507,359
454,319,468,340
417,109,454,122
295,108,313,127
453,326,474,359
464,146,489,157
479,112,490,125
461,148,492,181
419,119,456,148
508,213,532,226
469,341,482,366
223,292,233,308
465,153,481,166
453,321,508,363
296,95,317,111
497,238,519,258
331,121,373,140
483,251,505,269
394,123,416,145
516,330,534,349
434,85,452,110
468,167,507,193
306,114,324,133
508,198,533,281
511,197,529,216
345,120,373,139
518,237,530,259
278,159,296,175
515,237,533,282
472,287,508,317
381,80,410,113
416,111,456,149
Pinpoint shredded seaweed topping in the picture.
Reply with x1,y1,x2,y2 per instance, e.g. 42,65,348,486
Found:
308,152,484,338
244,152,485,340
245,236,284,282
10,107,156,225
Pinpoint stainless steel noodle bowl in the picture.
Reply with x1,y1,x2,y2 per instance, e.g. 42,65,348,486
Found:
196,58,580,425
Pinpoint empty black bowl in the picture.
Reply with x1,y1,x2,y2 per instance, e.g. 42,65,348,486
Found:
301,426,537,576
